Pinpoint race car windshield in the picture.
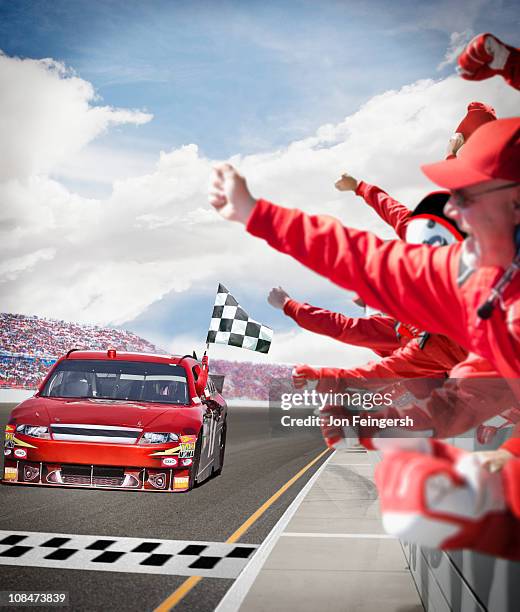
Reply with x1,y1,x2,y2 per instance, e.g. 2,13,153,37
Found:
41,360,189,405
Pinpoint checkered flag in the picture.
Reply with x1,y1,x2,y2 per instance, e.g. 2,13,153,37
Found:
206,284,273,353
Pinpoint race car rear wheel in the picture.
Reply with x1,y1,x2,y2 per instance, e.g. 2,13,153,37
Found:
188,431,203,490
213,419,227,477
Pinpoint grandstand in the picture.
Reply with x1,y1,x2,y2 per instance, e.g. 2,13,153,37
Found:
0,313,291,400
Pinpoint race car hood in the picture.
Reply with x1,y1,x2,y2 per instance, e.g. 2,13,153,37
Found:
10,396,202,432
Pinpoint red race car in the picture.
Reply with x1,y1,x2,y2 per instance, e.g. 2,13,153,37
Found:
2,349,227,492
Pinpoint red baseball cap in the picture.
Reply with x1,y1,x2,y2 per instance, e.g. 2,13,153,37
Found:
422,117,520,189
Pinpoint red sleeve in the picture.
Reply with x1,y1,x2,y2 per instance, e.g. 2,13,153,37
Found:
355,181,411,240
327,334,464,380
247,199,467,349
283,299,401,355
504,47,520,90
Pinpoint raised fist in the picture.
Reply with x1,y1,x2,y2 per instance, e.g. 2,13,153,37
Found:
335,173,358,192
458,33,513,81
292,364,321,389
268,286,290,310
446,132,465,158
208,163,257,224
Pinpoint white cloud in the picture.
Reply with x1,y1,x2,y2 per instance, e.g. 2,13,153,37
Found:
53,144,157,191
0,248,55,283
0,51,152,181
1,50,519,368
437,30,473,71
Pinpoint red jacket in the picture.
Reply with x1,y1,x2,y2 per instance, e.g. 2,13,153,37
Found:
285,183,467,378
320,337,467,380
355,181,411,240
247,199,520,383
283,299,408,357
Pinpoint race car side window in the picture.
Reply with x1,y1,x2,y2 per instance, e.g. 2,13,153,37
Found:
47,371,64,396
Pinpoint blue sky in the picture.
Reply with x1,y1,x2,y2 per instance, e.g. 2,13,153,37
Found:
1,0,519,363
2,0,517,161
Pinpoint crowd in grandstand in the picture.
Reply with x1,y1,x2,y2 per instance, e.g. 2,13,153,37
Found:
0,356,56,389
0,313,291,399
1,313,158,358
211,359,291,400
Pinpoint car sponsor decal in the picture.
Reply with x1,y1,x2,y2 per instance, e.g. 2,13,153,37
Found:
12,437,38,449
173,476,189,489
4,426,15,450
179,435,197,458
4,427,38,450
178,441,196,458
4,449,12,457
3,467,17,481
150,445,180,457
14,449,27,459
150,435,197,458
161,457,178,467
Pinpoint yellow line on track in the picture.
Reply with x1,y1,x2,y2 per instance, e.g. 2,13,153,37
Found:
154,447,331,611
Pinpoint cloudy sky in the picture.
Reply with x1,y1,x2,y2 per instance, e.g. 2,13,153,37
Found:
1,0,519,367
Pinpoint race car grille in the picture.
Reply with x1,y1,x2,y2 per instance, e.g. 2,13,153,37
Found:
93,476,125,487
50,466,140,488
50,424,142,444
62,474,92,485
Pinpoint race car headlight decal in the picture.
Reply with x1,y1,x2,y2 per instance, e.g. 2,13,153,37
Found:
139,432,179,445
16,425,51,439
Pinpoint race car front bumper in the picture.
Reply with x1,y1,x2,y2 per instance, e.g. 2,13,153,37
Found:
2,459,191,492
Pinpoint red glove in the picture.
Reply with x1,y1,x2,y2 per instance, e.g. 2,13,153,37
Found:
291,364,321,389
455,101,496,141
458,33,516,83
375,441,520,558
319,404,355,449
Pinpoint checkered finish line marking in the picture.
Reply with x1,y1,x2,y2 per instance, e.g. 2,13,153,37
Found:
0,531,257,578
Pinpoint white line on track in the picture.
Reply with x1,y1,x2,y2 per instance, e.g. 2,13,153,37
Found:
281,532,395,539
215,450,336,612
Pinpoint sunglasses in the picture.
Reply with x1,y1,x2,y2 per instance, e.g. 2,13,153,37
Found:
449,182,519,209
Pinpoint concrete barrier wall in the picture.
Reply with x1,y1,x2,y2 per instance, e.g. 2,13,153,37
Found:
402,430,520,612
0,389,269,407
0,389,35,403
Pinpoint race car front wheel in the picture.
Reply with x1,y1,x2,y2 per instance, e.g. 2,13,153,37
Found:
213,419,227,477
188,432,203,490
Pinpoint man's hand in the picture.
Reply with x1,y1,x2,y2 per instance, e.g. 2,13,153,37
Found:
335,173,358,192
268,286,291,310
473,448,513,473
458,33,512,81
446,132,465,158
292,364,321,389
209,163,256,224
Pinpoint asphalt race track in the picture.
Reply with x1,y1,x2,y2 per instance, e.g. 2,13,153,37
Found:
0,403,329,611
